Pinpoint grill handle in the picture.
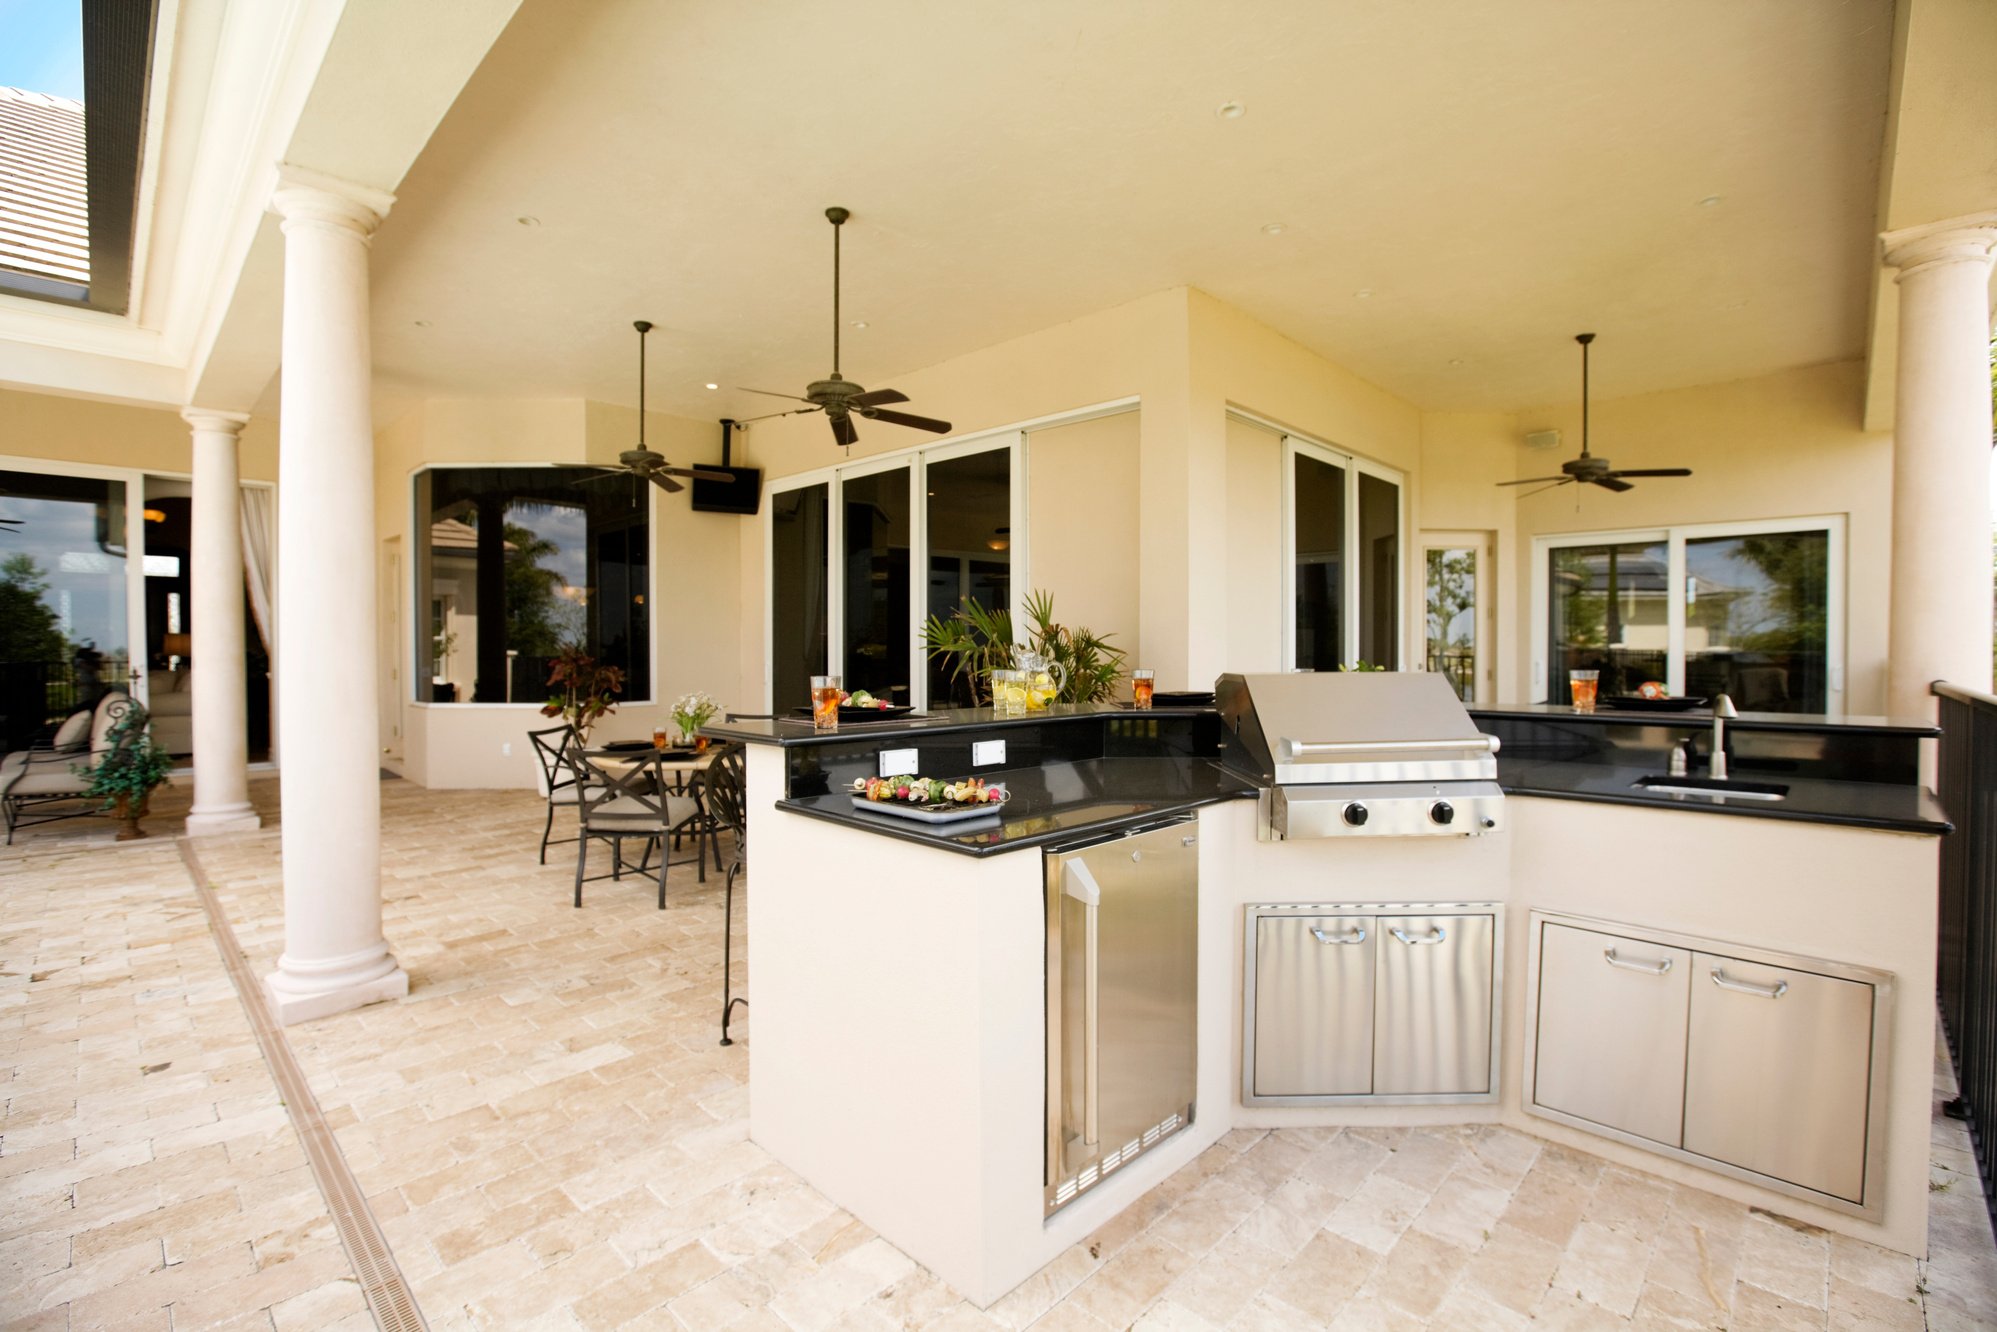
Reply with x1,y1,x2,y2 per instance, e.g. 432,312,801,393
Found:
1280,735,1500,760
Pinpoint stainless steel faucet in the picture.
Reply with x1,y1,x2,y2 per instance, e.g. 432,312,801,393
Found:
1709,694,1737,780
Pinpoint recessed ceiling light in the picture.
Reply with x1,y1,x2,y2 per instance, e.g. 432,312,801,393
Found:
413,319,431,328
1261,222,1286,236
1217,101,1245,120
1354,288,1373,299
1699,195,1723,208
516,215,541,227
1448,358,1465,367
704,382,719,390
850,320,868,330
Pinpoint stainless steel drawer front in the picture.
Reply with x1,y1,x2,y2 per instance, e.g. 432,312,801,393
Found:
1532,923,1692,1146
1682,952,1874,1204
1374,912,1494,1096
1253,916,1376,1097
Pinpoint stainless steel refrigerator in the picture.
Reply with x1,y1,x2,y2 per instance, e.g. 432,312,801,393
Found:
1044,816,1199,1216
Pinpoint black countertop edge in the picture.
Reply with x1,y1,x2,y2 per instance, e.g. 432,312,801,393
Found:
707,702,1214,748
1497,761,1951,836
1470,703,1940,737
774,789,1248,857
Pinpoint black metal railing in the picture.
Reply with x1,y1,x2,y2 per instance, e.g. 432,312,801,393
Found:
1935,681,1997,1237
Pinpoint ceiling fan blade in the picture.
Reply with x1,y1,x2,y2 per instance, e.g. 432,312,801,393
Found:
739,387,816,402
1590,476,1635,492
830,414,858,448
645,471,686,494
859,407,952,433
1497,476,1572,487
659,466,735,482
734,406,821,426
1518,479,1576,500
1604,468,1693,479
568,468,627,486
847,388,909,408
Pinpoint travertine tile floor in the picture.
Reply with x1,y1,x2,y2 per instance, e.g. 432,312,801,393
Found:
4,775,1995,1330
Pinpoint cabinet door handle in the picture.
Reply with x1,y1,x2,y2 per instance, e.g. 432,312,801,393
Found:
1710,967,1788,1000
1310,925,1366,945
1390,926,1447,946
1603,948,1673,976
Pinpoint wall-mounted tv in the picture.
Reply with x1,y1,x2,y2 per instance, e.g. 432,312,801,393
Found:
690,465,762,515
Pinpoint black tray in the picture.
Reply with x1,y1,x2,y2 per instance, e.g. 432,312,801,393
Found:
792,705,917,722
598,739,657,752
1153,690,1215,707
1603,695,1709,712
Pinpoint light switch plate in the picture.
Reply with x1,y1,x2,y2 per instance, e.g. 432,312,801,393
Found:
879,748,919,778
972,739,1006,767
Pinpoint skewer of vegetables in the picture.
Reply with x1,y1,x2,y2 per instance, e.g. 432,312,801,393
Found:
850,776,1009,805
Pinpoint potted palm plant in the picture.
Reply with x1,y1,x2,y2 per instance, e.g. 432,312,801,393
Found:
541,642,625,745
921,590,1126,706
81,708,175,841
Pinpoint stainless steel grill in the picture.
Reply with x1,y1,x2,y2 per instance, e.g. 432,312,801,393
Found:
1216,672,1504,840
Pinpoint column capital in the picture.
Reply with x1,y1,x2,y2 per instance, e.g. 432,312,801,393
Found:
182,407,251,435
1880,211,1997,281
269,164,395,240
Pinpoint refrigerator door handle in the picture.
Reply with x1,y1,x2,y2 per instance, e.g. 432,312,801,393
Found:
1064,859,1103,1150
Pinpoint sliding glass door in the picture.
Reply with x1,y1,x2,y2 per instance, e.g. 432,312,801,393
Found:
769,434,1020,713
1283,436,1405,671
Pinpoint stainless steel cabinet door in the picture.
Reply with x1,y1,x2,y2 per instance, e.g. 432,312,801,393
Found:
1375,913,1494,1096
1532,923,1692,1146
1682,953,1874,1203
1253,915,1375,1097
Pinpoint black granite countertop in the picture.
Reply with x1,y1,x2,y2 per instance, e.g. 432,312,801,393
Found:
1470,702,1940,737
774,756,1255,856
707,702,1211,748
1497,758,1951,834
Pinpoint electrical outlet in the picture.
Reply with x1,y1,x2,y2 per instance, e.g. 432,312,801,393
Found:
879,748,919,777
972,739,1006,767
502,742,512,756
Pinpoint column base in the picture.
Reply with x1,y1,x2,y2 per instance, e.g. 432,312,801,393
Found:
263,965,409,1026
186,804,262,836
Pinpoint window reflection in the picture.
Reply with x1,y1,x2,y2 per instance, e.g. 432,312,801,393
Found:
0,470,130,751
1548,540,1669,700
1685,531,1828,713
415,467,649,703
1293,453,1345,670
1425,547,1477,702
842,469,911,704
925,450,1010,708
771,484,829,713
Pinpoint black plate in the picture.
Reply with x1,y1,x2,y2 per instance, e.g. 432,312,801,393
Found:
1604,695,1710,712
598,739,656,751
1152,690,1215,707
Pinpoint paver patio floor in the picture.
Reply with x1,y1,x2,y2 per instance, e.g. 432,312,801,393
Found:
4,775,1994,1330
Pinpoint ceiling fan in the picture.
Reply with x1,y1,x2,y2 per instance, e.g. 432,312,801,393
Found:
1499,333,1692,495
576,321,731,494
736,207,952,449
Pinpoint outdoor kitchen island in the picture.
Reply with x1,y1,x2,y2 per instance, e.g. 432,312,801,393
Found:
709,680,1948,1308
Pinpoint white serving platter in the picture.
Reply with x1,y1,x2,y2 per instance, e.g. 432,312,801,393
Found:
850,797,1005,825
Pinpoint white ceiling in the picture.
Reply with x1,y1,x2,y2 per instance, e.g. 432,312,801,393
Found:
365,0,1894,422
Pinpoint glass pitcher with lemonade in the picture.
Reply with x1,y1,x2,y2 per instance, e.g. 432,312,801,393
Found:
1016,650,1067,711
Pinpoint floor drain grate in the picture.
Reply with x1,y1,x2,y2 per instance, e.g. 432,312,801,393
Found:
178,838,429,1332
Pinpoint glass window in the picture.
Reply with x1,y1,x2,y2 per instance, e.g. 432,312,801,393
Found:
925,449,1011,707
1292,452,1345,671
1684,530,1829,713
1548,539,1670,702
771,483,829,713
1425,547,1477,703
0,469,130,750
841,467,912,705
414,467,650,704
1357,472,1399,667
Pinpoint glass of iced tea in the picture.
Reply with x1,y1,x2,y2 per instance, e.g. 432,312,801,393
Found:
1568,669,1600,712
1131,669,1156,709
652,727,670,749
811,675,842,731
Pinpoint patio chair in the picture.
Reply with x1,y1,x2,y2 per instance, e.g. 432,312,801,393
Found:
566,749,706,909
1,693,142,844
702,743,750,1045
526,724,581,864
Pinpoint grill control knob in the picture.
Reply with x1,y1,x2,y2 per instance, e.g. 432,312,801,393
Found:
1430,800,1456,826
1343,802,1369,827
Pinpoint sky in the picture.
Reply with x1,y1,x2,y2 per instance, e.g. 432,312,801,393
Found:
0,0,85,101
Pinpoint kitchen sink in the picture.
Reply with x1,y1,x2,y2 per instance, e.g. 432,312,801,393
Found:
1632,775,1789,802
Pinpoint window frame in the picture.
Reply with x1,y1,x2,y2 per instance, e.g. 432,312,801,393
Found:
1529,514,1847,713
407,462,658,708
1278,432,1408,671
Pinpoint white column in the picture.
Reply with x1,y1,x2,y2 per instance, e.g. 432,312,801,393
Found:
263,168,407,1025
1881,212,1997,727
182,409,261,835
